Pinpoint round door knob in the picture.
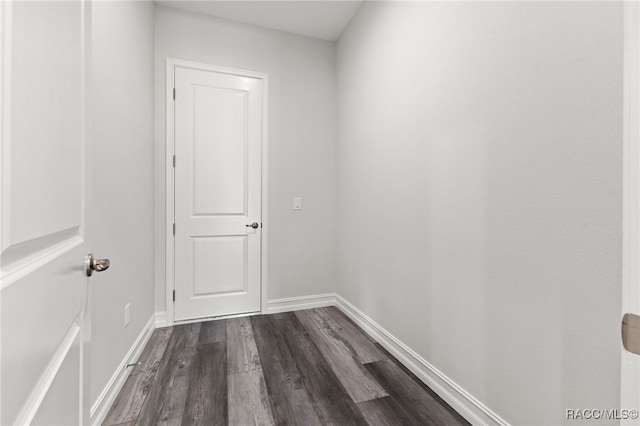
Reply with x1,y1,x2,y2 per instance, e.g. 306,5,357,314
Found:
85,254,111,277
246,222,259,229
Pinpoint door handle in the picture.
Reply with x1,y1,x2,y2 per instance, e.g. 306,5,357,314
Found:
623,313,640,355
246,222,260,229
85,254,111,277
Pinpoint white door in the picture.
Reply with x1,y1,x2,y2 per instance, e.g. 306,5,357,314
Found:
173,66,264,321
1,1,95,425
623,1,640,421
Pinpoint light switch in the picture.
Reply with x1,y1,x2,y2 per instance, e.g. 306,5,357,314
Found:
293,197,302,210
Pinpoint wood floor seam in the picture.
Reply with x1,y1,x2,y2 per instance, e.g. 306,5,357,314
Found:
227,368,263,377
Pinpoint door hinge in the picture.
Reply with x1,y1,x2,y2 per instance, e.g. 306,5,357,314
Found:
173,290,175,302
173,223,176,235
173,155,176,168
173,88,176,100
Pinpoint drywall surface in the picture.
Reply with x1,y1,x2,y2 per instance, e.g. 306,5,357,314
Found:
91,0,155,406
154,6,338,312
336,2,623,424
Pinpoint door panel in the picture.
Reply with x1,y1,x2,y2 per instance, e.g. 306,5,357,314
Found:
30,327,81,426
0,1,91,424
193,236,248,296
174,66,263,321
1,0,85,278
3,0,82,252
193,86,248,215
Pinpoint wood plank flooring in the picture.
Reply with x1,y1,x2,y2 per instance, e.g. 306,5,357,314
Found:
103,307,469,426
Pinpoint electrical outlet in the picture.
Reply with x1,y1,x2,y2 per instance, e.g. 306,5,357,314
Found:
124,303,130,327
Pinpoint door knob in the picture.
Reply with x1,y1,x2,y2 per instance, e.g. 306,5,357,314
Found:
246,222,259,229
85,254,110,277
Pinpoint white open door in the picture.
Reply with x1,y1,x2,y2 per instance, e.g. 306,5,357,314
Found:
173,64,265,322
1,1,96,424
623,1,640,422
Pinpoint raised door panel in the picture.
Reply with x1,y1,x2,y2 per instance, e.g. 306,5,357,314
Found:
193,236,248,296
29,328,81,426
193,86,248,216
1,0,84,283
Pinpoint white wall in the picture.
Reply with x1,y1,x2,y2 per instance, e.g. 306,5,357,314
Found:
154,6,337,314
336,2,623,425
91,0,155,407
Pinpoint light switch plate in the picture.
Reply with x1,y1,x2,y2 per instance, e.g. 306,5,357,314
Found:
293,197,302,210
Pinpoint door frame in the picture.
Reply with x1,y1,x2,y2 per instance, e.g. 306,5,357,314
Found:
623,1,640,419
164,58,269,326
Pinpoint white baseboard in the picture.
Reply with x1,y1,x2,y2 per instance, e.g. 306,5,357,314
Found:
266,293,336,314
90,314,156,426
155,311,167,328
335,294,509,426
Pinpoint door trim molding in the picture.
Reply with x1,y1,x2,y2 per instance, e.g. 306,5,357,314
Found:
622,1,640,418
14,321,80,425
164,58,269,327
0,0,11,268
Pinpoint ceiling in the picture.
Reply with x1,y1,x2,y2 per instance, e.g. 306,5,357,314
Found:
157,1,363,41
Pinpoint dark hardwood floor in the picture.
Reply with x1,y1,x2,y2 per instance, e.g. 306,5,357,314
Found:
103,307,469,426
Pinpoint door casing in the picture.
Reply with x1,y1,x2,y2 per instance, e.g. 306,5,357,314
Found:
164,58,269,327
622,1,640,420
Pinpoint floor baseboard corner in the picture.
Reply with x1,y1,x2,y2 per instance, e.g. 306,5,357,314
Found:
155,311,168,328
335,294,509,426
89,314,156,426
